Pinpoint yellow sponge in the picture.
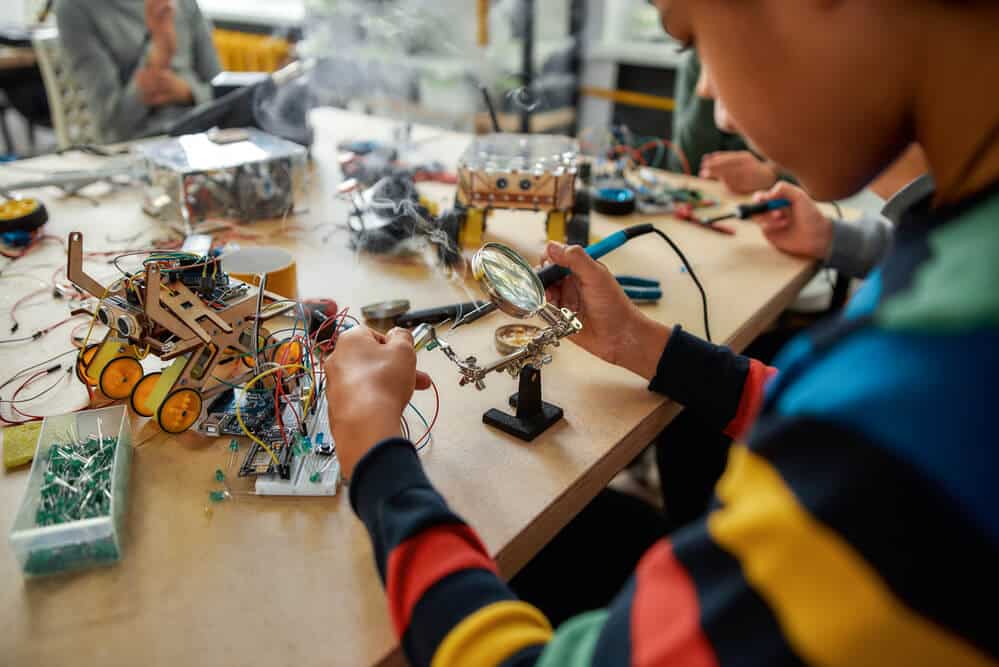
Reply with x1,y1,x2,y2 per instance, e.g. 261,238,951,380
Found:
3,422,42,470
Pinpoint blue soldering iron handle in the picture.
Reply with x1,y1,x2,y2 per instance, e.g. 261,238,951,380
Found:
735,198,792,219
537,224,655,288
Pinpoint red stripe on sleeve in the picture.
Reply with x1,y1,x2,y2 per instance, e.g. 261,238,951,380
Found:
631,540,718,667
723,359,777,440
386,523,498,637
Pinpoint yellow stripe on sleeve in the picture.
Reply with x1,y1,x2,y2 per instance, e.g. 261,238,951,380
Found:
709,444,993,667
431,600,554,667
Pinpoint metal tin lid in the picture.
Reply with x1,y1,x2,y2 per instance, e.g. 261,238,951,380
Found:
362,299,410,321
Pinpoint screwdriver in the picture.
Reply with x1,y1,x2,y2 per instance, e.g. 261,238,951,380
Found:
702,198,791,225
451,224,657,330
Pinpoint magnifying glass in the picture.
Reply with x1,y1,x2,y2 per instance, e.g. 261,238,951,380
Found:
470,243,547,319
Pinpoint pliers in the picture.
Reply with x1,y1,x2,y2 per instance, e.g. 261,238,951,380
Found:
616,275,662,302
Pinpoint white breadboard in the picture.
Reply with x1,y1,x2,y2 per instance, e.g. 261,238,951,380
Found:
254,393,339,496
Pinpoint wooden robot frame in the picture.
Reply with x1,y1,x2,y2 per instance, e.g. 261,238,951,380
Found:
67,232,294,434
448,134,592,249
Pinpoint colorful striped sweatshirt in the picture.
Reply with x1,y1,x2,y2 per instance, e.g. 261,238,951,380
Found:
349,183,999,666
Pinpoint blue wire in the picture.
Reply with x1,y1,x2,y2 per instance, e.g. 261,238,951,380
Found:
407,402,432,452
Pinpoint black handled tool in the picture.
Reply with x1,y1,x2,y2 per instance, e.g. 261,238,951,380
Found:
396,301,488,328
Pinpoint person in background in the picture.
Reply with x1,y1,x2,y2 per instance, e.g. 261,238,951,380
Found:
323,0,999,664
669,50,786,193
56,0,220,143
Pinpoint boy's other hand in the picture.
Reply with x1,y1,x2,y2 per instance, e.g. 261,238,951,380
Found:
324,327,432,478
751,182,834,260
700,151,779,194
543,242,670,381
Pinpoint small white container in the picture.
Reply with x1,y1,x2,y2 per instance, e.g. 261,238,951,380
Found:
8,405,132,577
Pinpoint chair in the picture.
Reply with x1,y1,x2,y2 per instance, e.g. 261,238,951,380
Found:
31,27,100,148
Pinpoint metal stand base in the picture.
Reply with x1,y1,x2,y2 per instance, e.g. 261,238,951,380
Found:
482,365,563,441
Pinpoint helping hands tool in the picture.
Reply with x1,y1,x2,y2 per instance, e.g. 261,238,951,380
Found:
451,224,658,330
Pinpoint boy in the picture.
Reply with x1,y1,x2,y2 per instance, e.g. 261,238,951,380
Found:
326,1,999,665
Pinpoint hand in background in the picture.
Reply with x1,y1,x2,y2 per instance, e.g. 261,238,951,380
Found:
750,182,834,260
543,242,670,381
324,327,432,478
135,67,193,107
145,0,177,67
700,151,779,195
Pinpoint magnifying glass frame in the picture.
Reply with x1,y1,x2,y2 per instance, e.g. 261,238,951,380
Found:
470,242,547,319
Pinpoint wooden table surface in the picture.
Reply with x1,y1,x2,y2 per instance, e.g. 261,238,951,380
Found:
0,109,816,667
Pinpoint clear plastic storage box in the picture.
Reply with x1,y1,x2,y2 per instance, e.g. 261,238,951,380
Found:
8,405,132,577
138,128,308,227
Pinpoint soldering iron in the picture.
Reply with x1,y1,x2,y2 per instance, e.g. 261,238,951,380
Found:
703,198,791,225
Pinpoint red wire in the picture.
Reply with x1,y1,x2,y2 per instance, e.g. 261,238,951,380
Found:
8,286,50,331
634,139,692,176
5,369,53,423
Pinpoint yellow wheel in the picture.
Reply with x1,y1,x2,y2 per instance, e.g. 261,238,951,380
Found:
98,356,143,400
546,210,567,243
270,339,304,366
129,372,162,418
0,198,47,231
156,388,203,434
75,344,100,386
460,208,486,248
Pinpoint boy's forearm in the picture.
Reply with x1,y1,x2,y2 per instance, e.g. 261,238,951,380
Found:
649,326,776,438
349,439,551,667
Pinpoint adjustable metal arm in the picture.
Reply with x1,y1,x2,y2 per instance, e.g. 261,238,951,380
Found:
415,304,582,390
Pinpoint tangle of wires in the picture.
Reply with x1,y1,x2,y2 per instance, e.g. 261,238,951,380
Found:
343,173,463,269
581,125,692,176
229,295,439,466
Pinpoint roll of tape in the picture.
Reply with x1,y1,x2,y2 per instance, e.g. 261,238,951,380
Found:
223,247,298,300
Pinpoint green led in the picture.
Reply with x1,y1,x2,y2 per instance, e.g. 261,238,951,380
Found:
214,469,225,482
229,439,239,452
309,472,321,483
209,490,226,503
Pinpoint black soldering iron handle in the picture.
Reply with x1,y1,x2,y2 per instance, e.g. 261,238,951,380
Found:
537,223,656,288
734,198,792,219
397,301,488,328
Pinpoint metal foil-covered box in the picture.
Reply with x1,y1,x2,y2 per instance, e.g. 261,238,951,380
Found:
138,128,308,228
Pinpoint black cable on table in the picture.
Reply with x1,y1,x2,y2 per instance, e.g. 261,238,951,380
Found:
651,229,711,343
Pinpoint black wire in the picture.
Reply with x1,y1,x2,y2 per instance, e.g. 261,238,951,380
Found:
0,369,68,404
0,349,78,393
831,201,844,220
0,335,35,345
651,229,711,342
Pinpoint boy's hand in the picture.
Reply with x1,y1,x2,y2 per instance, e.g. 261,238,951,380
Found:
543,242,670,381
751,182,834,260
324,327,432,478
700,151,779,194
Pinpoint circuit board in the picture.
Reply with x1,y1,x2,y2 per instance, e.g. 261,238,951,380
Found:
198,389,276,439
198,389,298,479
254,392,339,497
197,387,339,493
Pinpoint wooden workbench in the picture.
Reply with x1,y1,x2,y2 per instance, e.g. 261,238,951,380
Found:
0,109,816,667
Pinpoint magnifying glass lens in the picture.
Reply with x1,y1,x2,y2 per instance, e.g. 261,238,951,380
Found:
474,244,545,317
